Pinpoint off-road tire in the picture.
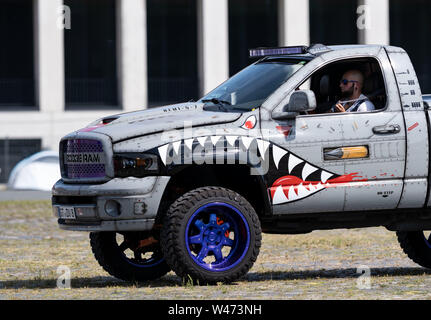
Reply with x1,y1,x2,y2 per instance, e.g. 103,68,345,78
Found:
396,231,431,268
160,186,262,284
90,231,170,281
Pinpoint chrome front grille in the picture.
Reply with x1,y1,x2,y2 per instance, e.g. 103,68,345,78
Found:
62,139,106,179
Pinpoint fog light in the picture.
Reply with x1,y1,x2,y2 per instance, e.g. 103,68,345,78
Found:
105,200,121,217
134,202,147,215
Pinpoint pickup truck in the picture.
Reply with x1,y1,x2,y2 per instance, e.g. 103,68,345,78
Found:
52,44,431,284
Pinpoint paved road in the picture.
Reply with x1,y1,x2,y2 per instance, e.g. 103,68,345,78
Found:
0,190,51,202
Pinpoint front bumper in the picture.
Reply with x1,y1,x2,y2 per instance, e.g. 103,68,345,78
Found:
52,176,171,232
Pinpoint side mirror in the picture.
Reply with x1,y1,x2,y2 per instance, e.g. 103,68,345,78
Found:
271,90,317,120
287,89,316,112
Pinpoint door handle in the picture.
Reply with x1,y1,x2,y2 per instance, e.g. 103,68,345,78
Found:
372,124,401,134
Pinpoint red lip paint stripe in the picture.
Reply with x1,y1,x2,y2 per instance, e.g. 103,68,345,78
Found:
408,122,419,131
270,173,366,200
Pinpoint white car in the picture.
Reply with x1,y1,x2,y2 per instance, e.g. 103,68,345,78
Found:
7,151,60,191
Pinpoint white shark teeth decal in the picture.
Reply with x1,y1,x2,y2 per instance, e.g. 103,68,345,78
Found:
226,135,238,146
158,144,169,165
241,136,254,150
320,170,333,183
296,183,310,198
272,145,288,169
211,136,222,146
302,163,318,181
172,141,181,154
288,153,303,174
287,184,299,201
257,139,270,160
184,138,194,150
272,185,287,205
315,182,324,191
320,170,334,183
197,136,207,147
272,182,327,204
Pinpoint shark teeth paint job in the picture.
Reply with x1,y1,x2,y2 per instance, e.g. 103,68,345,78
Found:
172,141,181,154
301,162,319,181
241,136,254,149
157,137,366,205
287,153,303,174
257,140,270,160
158,136,262,165
320,170,333,184
272,145,288,169
226,136,238,146
197,136,207,147
184,138,194,150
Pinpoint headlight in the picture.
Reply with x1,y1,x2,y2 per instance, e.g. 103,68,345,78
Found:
113,153,159,177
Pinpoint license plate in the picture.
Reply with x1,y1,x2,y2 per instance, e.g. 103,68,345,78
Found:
58,207,76,219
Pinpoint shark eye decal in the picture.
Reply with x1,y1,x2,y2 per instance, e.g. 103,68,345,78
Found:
241,115,256,130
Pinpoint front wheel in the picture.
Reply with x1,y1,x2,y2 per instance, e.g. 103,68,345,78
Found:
90,231,171,281
396,231,431,268
161,187,262,284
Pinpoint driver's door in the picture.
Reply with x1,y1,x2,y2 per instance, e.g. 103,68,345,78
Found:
262,111,405,215
260,54,405,215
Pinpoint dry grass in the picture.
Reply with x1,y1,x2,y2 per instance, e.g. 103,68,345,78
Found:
1,200,431,300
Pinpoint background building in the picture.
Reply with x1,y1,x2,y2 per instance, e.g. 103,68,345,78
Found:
0,0,430,183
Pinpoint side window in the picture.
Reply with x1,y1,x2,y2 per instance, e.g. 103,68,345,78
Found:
297,58,387,115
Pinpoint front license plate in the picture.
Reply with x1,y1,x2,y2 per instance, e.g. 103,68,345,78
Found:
58,207,76,219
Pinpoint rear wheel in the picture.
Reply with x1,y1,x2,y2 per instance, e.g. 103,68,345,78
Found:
396,231,431,268
160,186,261,284
90,231,170,281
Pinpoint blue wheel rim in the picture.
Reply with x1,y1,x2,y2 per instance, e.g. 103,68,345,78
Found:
121,252,165,268
185,202,251,272
117,234,165,268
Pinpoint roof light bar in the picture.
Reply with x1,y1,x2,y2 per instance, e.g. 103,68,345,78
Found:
249,44,332,58
249,46,307,58
307,43,332,55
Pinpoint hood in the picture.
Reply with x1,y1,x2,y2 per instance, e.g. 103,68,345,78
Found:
77,102,243,142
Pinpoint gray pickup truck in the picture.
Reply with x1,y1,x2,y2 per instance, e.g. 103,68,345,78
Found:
53,44,431,284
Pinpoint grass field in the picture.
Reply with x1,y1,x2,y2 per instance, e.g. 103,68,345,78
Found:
0,200,431,300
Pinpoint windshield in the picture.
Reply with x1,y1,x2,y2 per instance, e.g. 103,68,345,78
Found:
199,58,308,112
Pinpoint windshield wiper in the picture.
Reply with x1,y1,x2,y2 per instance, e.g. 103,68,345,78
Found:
201,98,231,105
201,98,232,112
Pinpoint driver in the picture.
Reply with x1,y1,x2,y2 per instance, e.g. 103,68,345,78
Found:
331,70,375,113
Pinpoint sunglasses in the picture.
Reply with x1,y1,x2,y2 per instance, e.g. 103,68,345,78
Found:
340,79,358,85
